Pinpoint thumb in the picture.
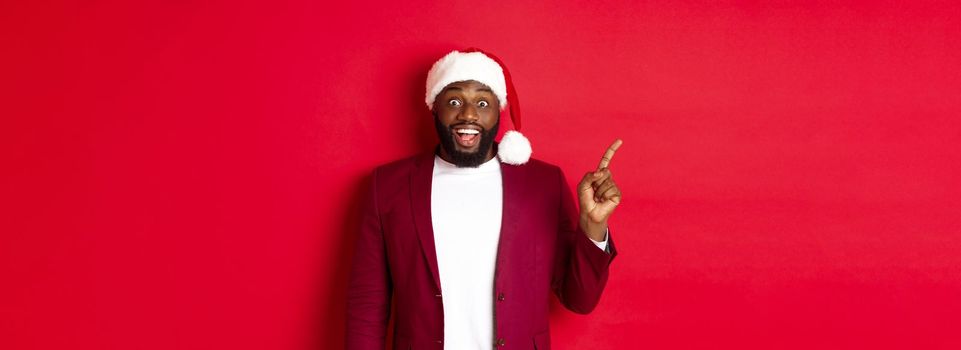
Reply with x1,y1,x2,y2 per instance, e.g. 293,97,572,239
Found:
578,172,597,204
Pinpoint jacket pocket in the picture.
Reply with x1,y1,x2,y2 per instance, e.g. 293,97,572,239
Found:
533,330,551,350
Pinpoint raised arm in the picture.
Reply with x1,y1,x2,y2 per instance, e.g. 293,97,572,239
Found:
551,143,621,313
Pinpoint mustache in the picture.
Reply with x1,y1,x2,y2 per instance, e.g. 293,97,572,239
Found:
448,122,487,132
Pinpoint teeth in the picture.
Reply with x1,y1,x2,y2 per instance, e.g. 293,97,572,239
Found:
455,129,480,135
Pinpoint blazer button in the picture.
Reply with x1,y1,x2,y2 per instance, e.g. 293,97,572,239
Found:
496,338,505,346
497,292,505,301
435,293,442,298
436,340,443,344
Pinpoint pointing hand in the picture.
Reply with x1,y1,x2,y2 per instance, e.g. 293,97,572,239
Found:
577,139,623,241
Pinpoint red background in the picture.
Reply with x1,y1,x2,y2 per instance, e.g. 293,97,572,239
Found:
3,1,961,349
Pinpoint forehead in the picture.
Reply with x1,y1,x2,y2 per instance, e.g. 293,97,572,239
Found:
440,80,494,94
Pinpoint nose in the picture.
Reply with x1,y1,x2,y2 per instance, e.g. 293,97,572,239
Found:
457,103,479,123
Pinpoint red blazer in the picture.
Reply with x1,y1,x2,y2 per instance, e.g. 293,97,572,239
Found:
346,150,618,349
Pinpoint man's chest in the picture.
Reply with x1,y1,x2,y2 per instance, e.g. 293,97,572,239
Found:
430,172,503,238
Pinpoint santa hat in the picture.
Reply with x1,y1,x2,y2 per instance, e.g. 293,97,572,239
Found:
425,48,532,165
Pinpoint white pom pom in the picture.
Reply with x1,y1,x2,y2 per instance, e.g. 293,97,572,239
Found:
497,130,532,165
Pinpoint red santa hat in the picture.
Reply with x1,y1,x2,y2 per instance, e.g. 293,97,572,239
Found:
425,48,532,165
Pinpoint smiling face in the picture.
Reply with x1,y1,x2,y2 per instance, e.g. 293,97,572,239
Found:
432,80,501,167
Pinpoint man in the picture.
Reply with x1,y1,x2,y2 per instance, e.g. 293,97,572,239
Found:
346,48,622,350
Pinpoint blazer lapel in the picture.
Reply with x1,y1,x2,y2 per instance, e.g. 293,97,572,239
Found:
411,150,524,292
410,151,441,291
495,161,521,281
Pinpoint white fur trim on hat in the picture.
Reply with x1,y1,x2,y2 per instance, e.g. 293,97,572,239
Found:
425,51,508,110
497,130,532,165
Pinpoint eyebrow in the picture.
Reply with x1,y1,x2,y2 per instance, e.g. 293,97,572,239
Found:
443,86,493,93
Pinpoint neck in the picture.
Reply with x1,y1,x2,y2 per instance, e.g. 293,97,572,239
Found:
437,144,497,165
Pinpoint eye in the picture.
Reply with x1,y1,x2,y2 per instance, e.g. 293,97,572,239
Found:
448,99,462,107
477,100,489,108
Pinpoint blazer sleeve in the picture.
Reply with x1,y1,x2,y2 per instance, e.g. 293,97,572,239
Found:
345,168,393,349
551,166,618,314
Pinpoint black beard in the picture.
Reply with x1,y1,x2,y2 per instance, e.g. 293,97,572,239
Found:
434,115,500,168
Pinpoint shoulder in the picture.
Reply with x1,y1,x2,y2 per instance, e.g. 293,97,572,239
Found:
363,153,429,207
511,157,564,178
373,154,421,177
518,157,557,169
506,157,569,193
367,150,436,186
371,149,437,178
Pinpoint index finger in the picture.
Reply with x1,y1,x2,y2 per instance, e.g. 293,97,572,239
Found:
597,139,623,170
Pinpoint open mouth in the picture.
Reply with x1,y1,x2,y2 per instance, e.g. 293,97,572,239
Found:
453,127,481,148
